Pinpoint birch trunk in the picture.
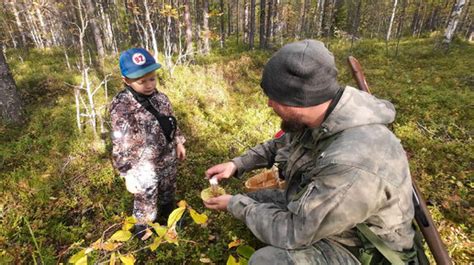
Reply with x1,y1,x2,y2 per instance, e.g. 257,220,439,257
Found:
203,0,210,54
244,0,249,44
194,0,202,53
85,0,105,68
0,45,24,124
23,4,44,48
10,2,27,47
317,0,326,37
220,0,225,48
265,0,273,45
444,0,467,43
183,0,194,58
144,0,159,61
34,3,50,47
98,2,117,54
386,0,398,41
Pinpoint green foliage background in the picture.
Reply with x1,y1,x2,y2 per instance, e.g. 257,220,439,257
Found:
0,38,472,263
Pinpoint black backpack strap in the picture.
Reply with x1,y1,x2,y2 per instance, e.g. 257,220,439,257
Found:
127,87,177,143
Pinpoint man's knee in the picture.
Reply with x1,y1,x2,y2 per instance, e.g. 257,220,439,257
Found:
248,246,290,265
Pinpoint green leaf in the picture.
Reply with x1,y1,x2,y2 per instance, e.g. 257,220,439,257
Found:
167,207,186,227
226,255,239,265
109,230,132,242
119,253,136,265
68,249,87,265
236,245,255,260
189,208,208,224
149,236,162,251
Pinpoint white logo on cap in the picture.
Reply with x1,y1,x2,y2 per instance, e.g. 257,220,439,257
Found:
132,53,146,65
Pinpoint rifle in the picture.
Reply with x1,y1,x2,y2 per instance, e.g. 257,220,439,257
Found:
347,56,452,265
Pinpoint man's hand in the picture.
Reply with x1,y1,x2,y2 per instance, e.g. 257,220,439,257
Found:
204,195,233,211
176,143,186,161
205,162,237,181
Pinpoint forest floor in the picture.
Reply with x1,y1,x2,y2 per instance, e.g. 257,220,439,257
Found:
0,37,472,264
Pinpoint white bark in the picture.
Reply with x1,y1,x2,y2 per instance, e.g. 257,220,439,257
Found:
34,3,50,47
317,0,326,37
10,2,27,46
386,0,398,41
144,0,158,61
444,0,466,43
133,14,148,50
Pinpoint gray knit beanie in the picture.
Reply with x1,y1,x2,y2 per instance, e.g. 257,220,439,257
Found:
260,39,339,107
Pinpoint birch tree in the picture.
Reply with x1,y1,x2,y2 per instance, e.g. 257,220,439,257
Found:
0,45,24,124
144,0,159,61
265,0,273,46
203,0,210,54
386,0,398,41
444,0,467,43
316,0,326,37
9,1,27,47
84,0,105,68
183,0,194,58
220,0,225,48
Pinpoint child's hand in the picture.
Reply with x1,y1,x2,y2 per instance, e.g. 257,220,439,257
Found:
176,143,186,161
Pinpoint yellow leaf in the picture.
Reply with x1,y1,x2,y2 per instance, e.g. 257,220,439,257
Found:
91,238,103,250
164,226,179,245
189,208,208,224
119,253,136,265
109,252,116,265
126,216,137,223
177,200,187,208
102,242,120,251
149,223,167,237
228,239,241,249
68,249,87,264
167,207,185,227
226,255,239,265
122,216,137,231
149,236,162,251
109,230,132,242
122,222,134,231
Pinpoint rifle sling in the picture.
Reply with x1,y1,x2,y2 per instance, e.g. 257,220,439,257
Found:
356,223,411,265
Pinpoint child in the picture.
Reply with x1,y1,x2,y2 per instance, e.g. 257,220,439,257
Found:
110,48,186,235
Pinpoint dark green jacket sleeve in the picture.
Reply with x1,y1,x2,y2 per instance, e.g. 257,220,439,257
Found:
231,134,289,178
227,165,389,249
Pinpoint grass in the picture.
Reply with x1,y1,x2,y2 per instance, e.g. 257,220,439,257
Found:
0,37,472,263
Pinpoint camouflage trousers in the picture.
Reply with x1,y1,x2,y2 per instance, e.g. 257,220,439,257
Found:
245,189,360,264
127,164,177,224
249,239,360,265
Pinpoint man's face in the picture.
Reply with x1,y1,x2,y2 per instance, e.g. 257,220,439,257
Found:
267,99,305,132
124,71,157,95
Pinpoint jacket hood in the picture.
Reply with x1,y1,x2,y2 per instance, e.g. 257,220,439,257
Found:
320,86,396,137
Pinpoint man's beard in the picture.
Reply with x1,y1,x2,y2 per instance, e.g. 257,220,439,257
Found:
280,119,305,133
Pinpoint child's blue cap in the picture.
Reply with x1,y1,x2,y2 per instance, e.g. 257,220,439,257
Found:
119,48,161,79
